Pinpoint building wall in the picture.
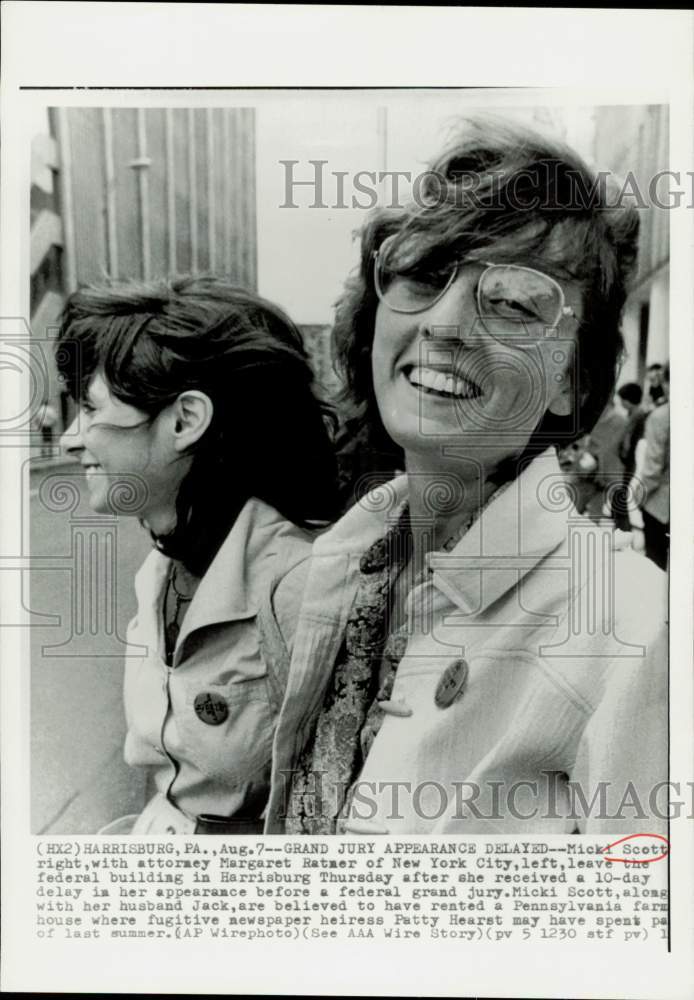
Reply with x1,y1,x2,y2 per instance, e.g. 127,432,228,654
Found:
30,111,67,434
30,107,258,449
50,107,257,292
592,105,669,384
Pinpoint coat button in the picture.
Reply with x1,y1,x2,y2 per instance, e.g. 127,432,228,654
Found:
434,658,469,709
193,692,229,725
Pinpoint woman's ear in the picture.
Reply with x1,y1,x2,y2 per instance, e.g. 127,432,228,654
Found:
171,391,214,452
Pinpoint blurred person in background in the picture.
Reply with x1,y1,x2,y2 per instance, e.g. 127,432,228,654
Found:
617,381,648,475
583,396,629,529
645,362,666,410
638,363,670,570
35,396,59,458
616,381,648,533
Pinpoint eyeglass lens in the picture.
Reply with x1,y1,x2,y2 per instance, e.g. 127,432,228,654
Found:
376,261,456,312
478,267,562,327
376,250,563,331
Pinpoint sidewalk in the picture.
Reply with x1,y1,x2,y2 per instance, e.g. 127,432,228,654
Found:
30,464,149,834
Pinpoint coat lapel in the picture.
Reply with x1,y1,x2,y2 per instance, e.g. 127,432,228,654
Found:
429,450,571,616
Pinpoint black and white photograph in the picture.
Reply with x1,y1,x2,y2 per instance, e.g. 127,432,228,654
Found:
29,97,672,838
2,4,692,998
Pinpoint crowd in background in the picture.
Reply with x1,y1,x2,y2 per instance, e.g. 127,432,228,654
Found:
558,362,670,570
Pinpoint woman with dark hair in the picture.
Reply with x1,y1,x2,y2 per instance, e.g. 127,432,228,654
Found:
617,381,647,475
58,275,339,834
264,119,668,836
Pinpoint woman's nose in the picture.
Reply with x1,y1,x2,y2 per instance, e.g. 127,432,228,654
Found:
60,413,83,455
418,273,480,343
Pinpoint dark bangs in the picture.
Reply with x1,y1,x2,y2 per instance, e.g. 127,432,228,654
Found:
57,311,167,412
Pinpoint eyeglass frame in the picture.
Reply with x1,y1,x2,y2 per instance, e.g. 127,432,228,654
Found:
372,238,578,336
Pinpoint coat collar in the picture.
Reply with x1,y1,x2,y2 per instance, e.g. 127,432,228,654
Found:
133,498,311,661
429,449,571,614
315,448,572,617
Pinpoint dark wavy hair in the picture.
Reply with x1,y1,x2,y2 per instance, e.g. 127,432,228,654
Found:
57,275,340,575
332,117,640,480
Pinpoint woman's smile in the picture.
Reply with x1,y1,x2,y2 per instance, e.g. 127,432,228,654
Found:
61,372,190,527
371,239,582,472
404,363,484,401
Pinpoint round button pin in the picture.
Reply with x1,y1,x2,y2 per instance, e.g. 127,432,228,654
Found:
194,692,229,725
434,658,469,709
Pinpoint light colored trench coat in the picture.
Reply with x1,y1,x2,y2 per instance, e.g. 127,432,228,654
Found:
265,450,668,836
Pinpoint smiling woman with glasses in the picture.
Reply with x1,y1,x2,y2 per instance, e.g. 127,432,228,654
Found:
262,117,668,837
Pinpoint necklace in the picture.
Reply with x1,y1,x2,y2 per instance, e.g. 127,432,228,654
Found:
164,565,196,665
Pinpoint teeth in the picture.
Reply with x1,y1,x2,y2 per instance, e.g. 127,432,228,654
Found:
407,366,479,398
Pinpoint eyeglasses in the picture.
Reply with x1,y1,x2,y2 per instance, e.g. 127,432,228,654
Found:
373,236,577,345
